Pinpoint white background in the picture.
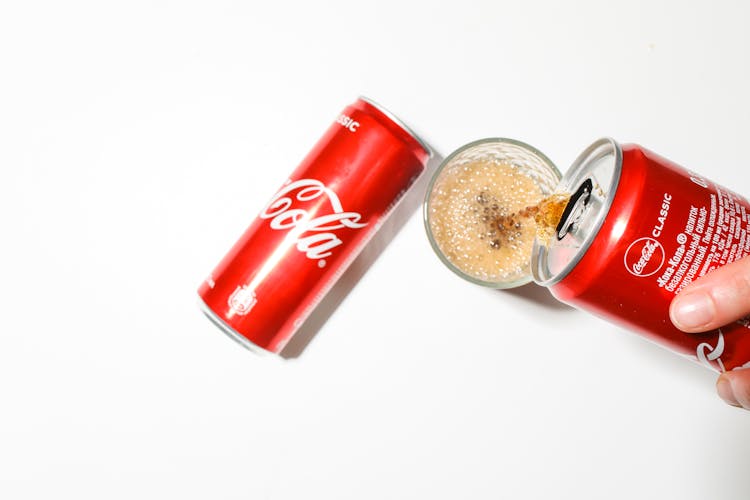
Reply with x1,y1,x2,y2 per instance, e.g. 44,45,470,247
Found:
2,1,749,498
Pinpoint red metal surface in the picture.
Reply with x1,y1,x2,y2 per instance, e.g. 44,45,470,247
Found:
198,98,430,354
550,144,750,371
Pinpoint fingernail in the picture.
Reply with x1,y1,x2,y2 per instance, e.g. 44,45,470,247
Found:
717,375,741,408
671,292,715,330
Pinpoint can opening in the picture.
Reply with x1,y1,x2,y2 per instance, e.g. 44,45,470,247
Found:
556,178,593,240
531,138,622,287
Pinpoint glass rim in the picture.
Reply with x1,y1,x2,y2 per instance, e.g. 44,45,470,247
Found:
423,137,562,289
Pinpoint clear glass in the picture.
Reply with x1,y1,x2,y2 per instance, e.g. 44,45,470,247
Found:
424,138,561,288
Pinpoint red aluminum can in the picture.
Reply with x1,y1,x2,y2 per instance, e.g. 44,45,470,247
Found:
532,138,750,372
198,97,431,354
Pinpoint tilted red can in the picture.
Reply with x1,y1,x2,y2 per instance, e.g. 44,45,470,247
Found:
198,97,431,354
532,138,750,372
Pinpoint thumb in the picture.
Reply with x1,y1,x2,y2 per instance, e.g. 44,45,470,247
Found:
670,255,750,333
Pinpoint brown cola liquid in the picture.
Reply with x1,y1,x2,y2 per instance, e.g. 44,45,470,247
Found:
428,159,568,283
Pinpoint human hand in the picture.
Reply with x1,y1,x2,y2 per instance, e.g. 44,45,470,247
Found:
670,256,750,409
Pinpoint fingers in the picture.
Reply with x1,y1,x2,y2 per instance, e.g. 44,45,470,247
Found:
717,370,750,409
669,256,750,333
670,256,750,410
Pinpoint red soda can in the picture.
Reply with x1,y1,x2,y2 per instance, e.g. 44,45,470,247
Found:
532,138,750,372
425,138,750,372
199,97,431,354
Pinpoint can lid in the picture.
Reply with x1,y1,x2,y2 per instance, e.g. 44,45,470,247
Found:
424,138,561,288
356,96,433,160
531,138,622,286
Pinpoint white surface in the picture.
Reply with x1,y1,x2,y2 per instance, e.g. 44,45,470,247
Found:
2,1,750,498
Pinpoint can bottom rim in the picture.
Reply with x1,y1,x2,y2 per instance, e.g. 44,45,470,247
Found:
197,298,274,357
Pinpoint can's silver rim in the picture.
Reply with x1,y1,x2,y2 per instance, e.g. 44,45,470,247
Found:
358,96,433,159
423,137,562,289
197,297,275,357
531,137,623,286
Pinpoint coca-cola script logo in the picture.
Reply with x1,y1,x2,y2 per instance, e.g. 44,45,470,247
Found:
623,237,665,277
260,179,367,266
697,330,725,372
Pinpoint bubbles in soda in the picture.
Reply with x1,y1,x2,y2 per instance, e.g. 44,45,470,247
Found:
428,159,569,283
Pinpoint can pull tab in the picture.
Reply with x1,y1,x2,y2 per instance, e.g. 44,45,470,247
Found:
556,178,593,240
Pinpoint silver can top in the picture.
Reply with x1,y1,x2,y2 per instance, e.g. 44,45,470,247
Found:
531,138,623,286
